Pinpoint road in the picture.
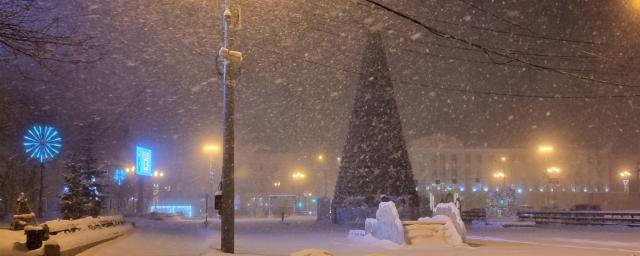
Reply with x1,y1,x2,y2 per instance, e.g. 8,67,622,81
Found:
77,216,640,256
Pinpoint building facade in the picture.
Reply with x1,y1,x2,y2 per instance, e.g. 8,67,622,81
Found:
408,134,616,210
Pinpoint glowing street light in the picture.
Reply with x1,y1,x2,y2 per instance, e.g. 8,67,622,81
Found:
620,170,632,178
203,144,220,152
500,156,507,162
292,172,306,180
631,0,640,11
317,154,324,161
538,145,554,154
273,181,281,187
546,167,561,174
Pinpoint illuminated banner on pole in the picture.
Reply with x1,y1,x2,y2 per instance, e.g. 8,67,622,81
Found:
136,146,153,176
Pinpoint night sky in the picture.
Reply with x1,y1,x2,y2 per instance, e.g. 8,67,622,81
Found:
2,0,640,173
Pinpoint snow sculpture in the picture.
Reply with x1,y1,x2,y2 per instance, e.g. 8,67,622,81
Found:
371,201,405,245
364,218,377,235
433,203,466,241
412,215,464,246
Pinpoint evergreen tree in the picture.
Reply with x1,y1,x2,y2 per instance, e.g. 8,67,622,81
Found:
59,139,108,219
60,156,90,219
333,31,419,223
79,139,108,217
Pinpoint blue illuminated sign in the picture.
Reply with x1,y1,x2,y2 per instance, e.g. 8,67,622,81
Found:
114,169,126,186
149,205,193,217
136,146,152,176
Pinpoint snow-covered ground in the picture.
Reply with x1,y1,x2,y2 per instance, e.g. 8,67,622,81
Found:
72,215,640,256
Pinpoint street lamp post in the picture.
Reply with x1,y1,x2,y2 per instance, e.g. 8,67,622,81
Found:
152,170,165,212
317,154,327,197
538,145,554,208
292,171,306,215
203,144,220,227
545,167,561,208
493,171,506,189
620,170,632,193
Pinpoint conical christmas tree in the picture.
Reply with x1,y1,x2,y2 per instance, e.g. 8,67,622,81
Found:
333,31,418,224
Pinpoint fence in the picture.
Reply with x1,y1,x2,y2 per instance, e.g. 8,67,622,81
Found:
517,211,640,226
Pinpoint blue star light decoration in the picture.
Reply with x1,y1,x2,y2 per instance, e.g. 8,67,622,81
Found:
23,125,62,163
114,169,126,186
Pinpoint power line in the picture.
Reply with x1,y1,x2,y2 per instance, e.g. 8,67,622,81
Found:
448,0,602,46
249,44,640,100
258,11,640,82
360,0,640,89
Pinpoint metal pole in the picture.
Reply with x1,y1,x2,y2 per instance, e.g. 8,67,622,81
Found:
38,163,44,218
221,0,240,252
136,177,145,214
205,193,209,226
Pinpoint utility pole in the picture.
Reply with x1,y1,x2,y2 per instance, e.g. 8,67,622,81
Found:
38,163,44,218
220,0,242,253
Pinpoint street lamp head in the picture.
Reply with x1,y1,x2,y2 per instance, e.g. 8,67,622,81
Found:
292,172,306,180
500,156,507,162
203,144,220,152
620,170,632,178
493,171,505,178
317,154,324,161
538,145,554,154
546,167,560,174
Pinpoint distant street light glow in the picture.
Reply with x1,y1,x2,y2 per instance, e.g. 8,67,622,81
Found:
632,0,640,11
546,167,561,174
203,144,220,152
538,145,554,154
619,170,632,178
292,171,306,180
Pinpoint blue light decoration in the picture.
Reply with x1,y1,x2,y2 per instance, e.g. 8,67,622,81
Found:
149,205,193,217
311,197,318,204
296,201,304,209
135,146,153,176
114,169,126,186
23,125,62,163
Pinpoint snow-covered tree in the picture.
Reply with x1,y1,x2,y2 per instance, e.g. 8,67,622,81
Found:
333,30,419,224
79,139,108,217
59,157,89,219
59,139,108,219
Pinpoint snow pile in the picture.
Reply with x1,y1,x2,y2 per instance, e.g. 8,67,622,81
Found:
408,215,463,246
290,248,333,256
364,201,405,245
45,215,125,233
433,203,466,241
53,224,133,252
